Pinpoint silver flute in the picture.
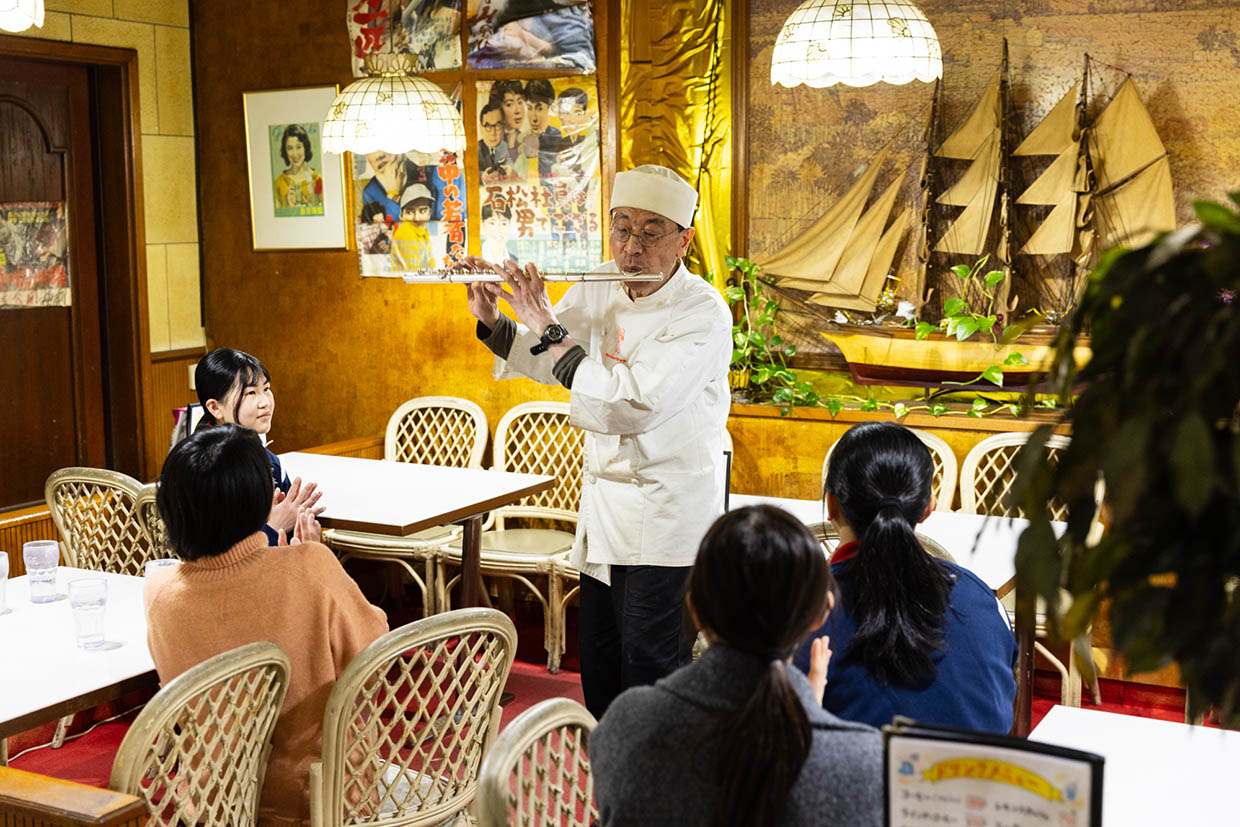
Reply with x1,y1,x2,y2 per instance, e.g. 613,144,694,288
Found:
400,270,664,283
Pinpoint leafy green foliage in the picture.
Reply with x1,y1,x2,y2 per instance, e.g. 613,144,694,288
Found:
725,256,817,413
1013,198,1240,726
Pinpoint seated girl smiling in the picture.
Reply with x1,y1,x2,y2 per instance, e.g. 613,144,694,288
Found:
194,348,322,545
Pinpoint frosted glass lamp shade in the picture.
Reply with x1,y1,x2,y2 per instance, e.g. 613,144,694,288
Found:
771,0,942,88
0,0,44,32
322,70,465,156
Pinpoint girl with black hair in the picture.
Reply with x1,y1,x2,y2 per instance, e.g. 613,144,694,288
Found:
194,348,323,546
794,421,1017,733
590,506,883,827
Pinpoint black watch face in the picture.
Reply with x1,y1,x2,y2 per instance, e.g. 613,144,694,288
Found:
545,324,567,343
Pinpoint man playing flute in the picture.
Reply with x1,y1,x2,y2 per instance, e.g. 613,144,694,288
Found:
465,165,732,718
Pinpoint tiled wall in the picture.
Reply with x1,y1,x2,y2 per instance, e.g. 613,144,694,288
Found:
14,0,203,352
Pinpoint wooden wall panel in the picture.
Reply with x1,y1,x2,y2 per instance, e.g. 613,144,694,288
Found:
0,505,57,577
141,352,201,480
727,404,1068,506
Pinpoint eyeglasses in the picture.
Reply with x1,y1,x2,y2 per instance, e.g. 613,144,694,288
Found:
610,224,679,249
480,120,503,132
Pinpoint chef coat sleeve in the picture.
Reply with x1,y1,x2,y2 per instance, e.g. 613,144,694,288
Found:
492,284,592,386
568,296,731,436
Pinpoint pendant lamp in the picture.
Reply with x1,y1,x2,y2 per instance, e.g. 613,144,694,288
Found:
322,53,465,156
0,0,44,33
771,0,942,88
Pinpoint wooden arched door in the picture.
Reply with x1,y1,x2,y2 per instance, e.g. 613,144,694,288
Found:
0,56,107,507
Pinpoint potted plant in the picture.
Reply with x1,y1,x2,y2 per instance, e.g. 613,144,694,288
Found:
1010,196,1240,726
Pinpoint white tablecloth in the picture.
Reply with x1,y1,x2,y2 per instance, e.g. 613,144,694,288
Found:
1031,705,1240,826
0,568,154,735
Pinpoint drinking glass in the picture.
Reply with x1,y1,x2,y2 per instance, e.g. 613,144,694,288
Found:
69,577,107,649
0,553,8,615
22,540,59,604
144,558,180,577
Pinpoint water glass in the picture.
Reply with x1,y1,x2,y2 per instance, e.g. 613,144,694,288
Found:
0,553,8,614
144,558,180,577
22,540,59,604
69,577,107,649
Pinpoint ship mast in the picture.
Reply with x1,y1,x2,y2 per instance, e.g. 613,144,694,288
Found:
995,38,1014,314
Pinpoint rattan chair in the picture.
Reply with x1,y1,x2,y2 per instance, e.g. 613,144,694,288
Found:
822,427,959,510
324,396,488,617
959,432,1099,707
110,641,291,827
45,467,156,575
134,483,176,560
959,432,1071,519
439,402,584,673
308,608,518,827
476,698,598,827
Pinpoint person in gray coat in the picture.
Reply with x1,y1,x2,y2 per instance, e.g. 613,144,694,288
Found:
590,506,883,827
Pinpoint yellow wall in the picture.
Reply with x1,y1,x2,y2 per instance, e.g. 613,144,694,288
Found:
16,0,203,352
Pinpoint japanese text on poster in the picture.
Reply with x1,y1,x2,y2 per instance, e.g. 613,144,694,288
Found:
354,150,468,277
476,77,602,272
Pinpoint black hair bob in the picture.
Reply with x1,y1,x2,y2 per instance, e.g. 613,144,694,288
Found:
157,423,273,561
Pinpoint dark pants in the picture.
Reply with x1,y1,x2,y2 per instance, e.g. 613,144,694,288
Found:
578,565,695,719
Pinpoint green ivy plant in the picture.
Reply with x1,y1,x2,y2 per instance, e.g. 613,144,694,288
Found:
725,255,819,412
913,255,1030,388
1010,196,1240,727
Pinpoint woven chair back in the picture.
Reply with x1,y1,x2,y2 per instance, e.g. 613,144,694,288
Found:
492,402,583,525
314,608,518,826
110,641,291,826
385,396,488,468
133,483,176,560
45,467,154,574
821,428,960,510
960,432,1072,520
477,698,598,827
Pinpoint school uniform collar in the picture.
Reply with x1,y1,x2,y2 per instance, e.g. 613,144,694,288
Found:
830,540,860,565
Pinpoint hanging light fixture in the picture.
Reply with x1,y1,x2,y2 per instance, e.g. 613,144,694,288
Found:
0,0,44,33
322,53,465,156
771,0,942,88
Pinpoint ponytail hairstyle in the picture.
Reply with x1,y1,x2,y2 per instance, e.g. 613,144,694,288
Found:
688,506,834,827
194,348,270,432
825,421,954,687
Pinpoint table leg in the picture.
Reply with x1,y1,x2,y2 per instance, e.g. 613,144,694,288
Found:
461,514,482,608
1014,585,1035,737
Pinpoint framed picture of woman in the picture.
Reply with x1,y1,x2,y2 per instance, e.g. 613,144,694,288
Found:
243,86,350,250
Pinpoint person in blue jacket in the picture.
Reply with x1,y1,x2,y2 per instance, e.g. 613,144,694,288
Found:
193,348,323,546
794,421,1018,734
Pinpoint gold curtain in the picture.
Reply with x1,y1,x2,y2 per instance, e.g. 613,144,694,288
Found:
619,0,732,288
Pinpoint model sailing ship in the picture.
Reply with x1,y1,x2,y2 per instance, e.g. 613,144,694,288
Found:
756,49,1175,387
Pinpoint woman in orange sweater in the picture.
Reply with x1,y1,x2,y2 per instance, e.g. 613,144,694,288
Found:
145,424,388,826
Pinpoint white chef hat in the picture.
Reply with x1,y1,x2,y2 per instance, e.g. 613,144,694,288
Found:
610,165,698,228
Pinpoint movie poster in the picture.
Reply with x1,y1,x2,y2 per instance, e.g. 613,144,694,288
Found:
468,0,595,71
475,77,602,272
348,0,462,75
0,202,70,308
268,122,325,218
352,150,468,277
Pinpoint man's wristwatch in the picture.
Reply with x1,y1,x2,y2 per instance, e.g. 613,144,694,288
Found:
530,323,569,355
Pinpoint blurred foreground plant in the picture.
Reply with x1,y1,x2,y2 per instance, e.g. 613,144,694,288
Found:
1011,196,1240,726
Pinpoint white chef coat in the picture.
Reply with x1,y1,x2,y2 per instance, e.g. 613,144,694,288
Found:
493,261,732,581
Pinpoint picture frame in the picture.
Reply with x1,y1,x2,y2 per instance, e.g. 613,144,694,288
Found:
242,85,350,250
